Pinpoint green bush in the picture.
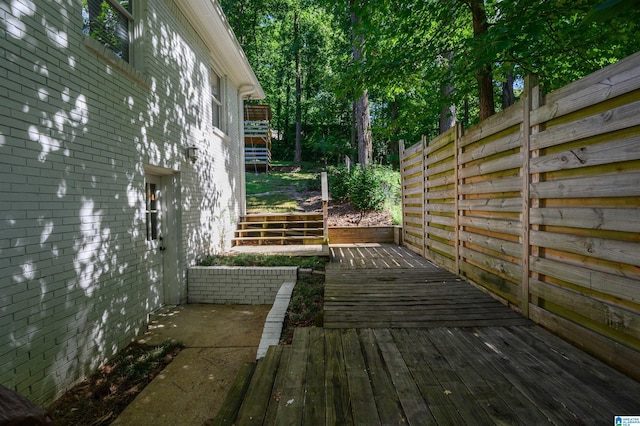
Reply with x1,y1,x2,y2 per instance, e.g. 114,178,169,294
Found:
327,165,352,202
327,164,400,214
349,166,387,212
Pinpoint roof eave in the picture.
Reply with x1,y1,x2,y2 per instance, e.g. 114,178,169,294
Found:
173,0,265,100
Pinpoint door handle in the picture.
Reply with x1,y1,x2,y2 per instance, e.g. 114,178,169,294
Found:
159,236,166,251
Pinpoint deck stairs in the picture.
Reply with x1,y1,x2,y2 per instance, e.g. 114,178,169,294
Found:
232,212,326,246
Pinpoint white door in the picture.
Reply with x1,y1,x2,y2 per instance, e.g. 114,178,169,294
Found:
145,175,165,300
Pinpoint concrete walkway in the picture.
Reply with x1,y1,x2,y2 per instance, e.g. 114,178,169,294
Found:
112,304,271,426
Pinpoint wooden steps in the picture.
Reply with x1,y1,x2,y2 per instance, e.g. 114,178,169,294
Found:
233,213,326,246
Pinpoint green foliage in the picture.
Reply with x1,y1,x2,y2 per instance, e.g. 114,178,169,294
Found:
222,0,640,165
326,165,352,202
327,165,401,214
198,254,329,270
246,194,298,212
280,272,325,344
349,166,387,212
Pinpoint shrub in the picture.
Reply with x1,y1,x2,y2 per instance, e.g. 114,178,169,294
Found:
327,165,352,202
349,166,387,212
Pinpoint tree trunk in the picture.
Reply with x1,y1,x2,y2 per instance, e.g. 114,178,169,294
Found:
439,51,456,134
502,70,515,109
294,11,302,163
467,0,495,120
350,0,372,167
355,90,372,166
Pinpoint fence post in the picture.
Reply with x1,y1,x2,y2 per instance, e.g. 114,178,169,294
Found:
321,171,328,243
454,123,462,276
521,74,539,318
399,140,405,248
421,135,427,259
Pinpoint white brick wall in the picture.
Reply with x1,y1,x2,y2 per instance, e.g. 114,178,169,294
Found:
188,267,298,305
0,0,249,405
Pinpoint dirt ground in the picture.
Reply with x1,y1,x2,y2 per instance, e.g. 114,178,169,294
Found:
299,192,394,227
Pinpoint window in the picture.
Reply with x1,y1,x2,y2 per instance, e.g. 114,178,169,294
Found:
211,70,222,129
83,0,134,62
145,181,159,241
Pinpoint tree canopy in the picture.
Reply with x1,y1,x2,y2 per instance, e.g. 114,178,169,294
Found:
220,0,640,167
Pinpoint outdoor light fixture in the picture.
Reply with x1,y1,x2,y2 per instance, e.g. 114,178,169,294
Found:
187,145,199,163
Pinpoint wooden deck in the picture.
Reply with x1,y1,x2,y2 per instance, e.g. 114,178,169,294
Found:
217,244,640,425
325,244,530,328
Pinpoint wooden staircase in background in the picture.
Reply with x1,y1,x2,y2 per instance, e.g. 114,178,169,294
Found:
232,212,326,246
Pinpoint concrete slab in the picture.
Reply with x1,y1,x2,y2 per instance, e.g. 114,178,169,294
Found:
228,244,330,257
113,304,271,425
138,304,270,348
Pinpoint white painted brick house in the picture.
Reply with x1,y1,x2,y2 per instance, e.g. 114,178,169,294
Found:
0,0,263,405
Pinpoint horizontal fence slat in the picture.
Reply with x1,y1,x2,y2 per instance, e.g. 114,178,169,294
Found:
458,176,522,195
424,159,456,177
533,52,640,125
458,230,522,258
460,246,522,282
530,135,640,174
459,130,523,163
425,225,455,241
459,216,521,236
530,171,640,199
529,279,640,343
426,173,456,188
530,207,640,232
529,256,640,303
459,152,523,179
425,238,455,257
530,230,640,267
460,102,524,147
426,214,455,228
425,188,455,200
530,100,640,151
424,145,455,167
458,198,522,213
425,127,456,153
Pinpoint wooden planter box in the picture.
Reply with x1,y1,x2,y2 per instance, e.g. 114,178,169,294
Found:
328,226,402,245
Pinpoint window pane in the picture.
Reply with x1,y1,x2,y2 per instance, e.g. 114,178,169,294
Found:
83,0,131,61
211,71,221,128
146,182,158,241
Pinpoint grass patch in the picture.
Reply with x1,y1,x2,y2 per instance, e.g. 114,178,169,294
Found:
246,194,298,212
280,271,324,345
199,253,329,270
48,341,184,425
245,171,318,195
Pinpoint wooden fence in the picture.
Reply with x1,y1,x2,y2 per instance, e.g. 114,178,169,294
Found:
399,51,640,380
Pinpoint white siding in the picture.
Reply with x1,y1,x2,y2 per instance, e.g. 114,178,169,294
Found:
0,0,247,405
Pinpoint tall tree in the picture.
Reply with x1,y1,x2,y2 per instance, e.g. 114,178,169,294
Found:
350,0,373,167
464,0,495,120
294,10,303,162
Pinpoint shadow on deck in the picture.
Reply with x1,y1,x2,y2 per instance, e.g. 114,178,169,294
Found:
214,244,640,425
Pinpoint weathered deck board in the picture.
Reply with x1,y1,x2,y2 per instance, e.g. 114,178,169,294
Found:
325,245,530,328
240,327,640,425
229,244,640,425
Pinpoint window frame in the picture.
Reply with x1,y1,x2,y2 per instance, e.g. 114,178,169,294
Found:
82,0,145,71
211,69,223,131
